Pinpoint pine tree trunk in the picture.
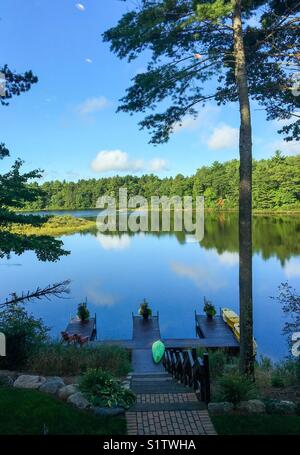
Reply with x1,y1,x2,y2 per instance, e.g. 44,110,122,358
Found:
232,0,254,378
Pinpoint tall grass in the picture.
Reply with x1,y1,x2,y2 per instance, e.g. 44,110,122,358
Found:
3,216,95,237
28,343,131,378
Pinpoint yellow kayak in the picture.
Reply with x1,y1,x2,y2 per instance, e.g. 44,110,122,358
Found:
221,308,239,330
222,308,257,355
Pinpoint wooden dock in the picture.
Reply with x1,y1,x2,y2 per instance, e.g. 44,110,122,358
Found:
195,313,239,351
131,313,164,373
63,315,97,342
95,311,239,353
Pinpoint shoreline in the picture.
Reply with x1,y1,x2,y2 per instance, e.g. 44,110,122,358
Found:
17,207,300,216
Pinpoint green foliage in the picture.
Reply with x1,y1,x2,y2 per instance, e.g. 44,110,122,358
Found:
207,350,231,379
256,356,300,388
212,414,300,435
138,299,152,319
215,371,258,406
0,303,49,370
257,355,273,373
203,297,216,317
0,64,38,106
272,359,300,387
271,374,285,388
79,368,136,409
28,343,131,377
0,387,126,435
103,0,299,144
0,63,67,262
4,216,95,237
20,154,300,212
77,302,90,322
194,0,233,23
0,157,69,261
274,282,300,348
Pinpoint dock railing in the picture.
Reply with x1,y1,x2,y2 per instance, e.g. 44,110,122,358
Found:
163,348,211,404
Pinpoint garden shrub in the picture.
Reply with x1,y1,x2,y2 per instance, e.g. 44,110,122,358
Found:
271,373,285,388
0,303,49,370
208,350,229,379
215,371,258,406
79,368,136,409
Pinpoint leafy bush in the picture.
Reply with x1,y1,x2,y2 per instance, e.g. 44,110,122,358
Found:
79,368,136,409
216,371,258,406
271,359,299,387
257,355,273,372
208,350,230,379
28,343,131,377
271,374,285,388
0,303,49,370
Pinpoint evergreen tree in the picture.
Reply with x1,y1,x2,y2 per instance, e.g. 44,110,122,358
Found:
0,66,68,261
103,0,300,376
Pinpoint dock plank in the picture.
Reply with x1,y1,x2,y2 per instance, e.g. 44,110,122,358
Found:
195,314,239,348
64,317,96,341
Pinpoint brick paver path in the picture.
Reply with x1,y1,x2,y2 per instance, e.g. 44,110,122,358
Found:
126,371,217,436
126,409,216,435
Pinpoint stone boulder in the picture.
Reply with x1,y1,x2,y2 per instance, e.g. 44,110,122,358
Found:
92,406,125,417
0,374,14,387
39,377,65,395
237,400,266,414
13,375,46,389
67,392,90,410
208,401,234,415
266,400,296,415
58,384,79,401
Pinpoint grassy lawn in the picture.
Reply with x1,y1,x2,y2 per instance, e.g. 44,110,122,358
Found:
212,415,300,435
0,387,126,435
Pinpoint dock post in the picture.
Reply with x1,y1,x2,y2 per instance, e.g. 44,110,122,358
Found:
203,353,211,404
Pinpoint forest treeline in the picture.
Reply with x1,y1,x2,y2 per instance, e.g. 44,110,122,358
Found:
25,152,300,211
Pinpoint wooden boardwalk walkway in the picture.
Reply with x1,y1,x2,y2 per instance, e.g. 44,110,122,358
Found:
125,314,217,435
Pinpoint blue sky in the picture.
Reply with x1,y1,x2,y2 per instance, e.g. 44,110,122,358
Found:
0,0,298,181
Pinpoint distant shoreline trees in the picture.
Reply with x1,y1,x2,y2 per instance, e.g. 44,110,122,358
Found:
23,153,300,212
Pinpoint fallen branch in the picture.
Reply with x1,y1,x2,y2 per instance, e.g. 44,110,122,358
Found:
0,279,71,308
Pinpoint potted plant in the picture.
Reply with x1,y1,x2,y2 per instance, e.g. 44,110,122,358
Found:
203,297,216,320
138,299,152,320
77,302,90,322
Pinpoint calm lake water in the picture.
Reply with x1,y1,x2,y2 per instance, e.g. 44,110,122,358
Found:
2,211,300,359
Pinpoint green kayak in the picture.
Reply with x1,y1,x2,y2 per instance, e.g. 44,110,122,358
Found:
152,340,165,364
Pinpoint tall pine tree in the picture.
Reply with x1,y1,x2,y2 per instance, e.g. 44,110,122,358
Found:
103,0,300,377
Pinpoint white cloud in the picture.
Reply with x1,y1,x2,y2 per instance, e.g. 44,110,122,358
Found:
90,150,169,174
284,259,300,278
87,288,116,307
149,158,169,172
91,150,143,173
173,105,221,134
207,124,239,150
77,96,110,116
75,3,85,11
171,261,226,291
85,58,92,64
173,116,199,133
96,234,131,250
217,252,239,266
269,139,299,156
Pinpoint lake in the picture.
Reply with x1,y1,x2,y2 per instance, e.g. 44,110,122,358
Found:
1,211,300,359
